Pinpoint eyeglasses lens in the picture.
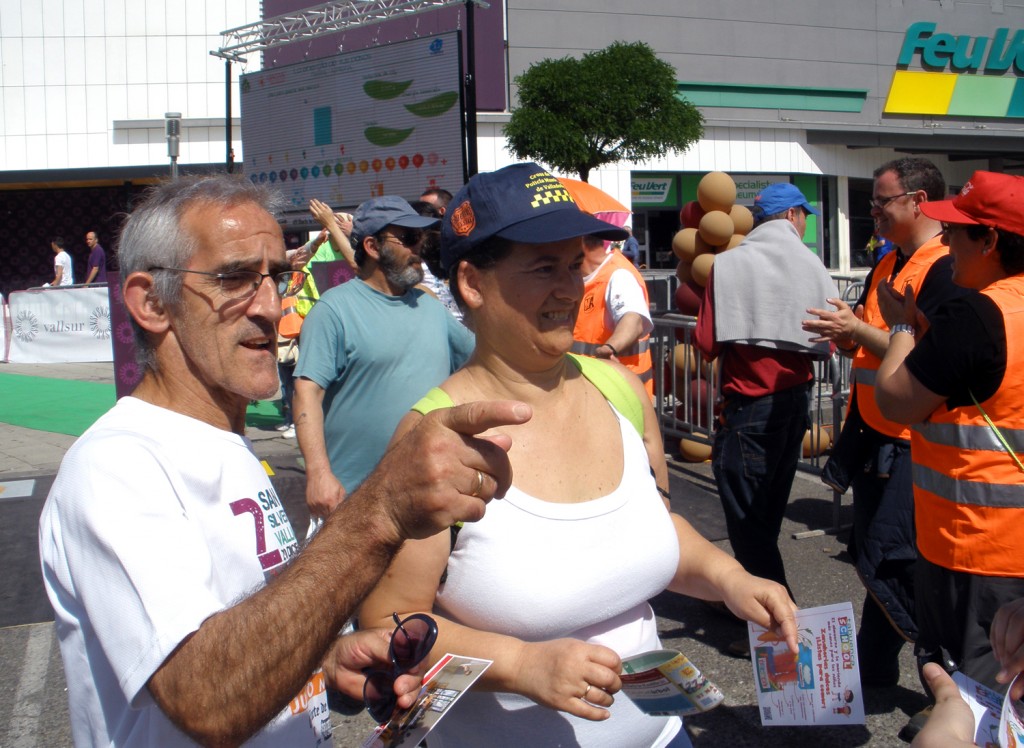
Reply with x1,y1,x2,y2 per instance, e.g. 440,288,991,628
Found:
363,613,438,723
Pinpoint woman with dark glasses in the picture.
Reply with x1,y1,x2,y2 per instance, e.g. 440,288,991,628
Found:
359,163,799,747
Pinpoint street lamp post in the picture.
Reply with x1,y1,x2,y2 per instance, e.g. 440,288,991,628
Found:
165,112,181,180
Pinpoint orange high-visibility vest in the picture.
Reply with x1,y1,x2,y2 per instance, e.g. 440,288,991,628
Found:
279,295,303,339
852,236,949,439
911,276,1024,577
572,251,654,396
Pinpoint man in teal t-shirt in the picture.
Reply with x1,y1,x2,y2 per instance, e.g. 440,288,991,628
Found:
294,196,474,521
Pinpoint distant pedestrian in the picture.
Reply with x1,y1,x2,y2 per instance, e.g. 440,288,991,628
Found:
46,236,73,287
419,187,453,216
84,230,108,284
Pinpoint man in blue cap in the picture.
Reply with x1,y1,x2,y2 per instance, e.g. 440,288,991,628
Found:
694,181,839,656
295,196,476,522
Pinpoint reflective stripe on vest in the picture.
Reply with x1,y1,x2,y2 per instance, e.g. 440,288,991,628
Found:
852,237,950,439
910,276,1024,576
572,251,654,395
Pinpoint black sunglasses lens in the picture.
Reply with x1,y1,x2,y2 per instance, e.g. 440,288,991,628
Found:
391,615,436,669
363,670,398,723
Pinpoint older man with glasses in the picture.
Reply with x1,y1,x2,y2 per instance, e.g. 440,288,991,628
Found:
39,176,522,747
294,195,476,522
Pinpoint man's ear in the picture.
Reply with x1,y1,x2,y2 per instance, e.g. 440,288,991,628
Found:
363,235,381,262
123,272,171,334
456,260,484,310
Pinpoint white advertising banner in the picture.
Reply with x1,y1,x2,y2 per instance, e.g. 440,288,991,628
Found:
7,287,113,363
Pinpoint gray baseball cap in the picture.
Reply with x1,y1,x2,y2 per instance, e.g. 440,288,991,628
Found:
351,196,440,244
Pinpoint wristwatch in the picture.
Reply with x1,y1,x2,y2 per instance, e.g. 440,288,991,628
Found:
889,323,916,338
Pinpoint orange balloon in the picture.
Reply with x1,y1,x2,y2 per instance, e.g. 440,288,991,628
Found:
679,436,713,463
730,204,754,235
698,211,734,247
674,343,698,377
802,423,832,458
719,234,745,252
691,252,715,287
694,233,716,256
697,171,737,213
675,260,693,285
672,228,699,261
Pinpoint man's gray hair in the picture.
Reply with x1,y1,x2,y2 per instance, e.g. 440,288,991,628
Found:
117,175,285,371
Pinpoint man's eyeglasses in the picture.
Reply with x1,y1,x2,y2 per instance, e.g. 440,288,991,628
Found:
363,612,438,723
148,267,306,300
380,229,424,248
868,192,917,210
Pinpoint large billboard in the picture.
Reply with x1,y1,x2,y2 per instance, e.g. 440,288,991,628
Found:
240,32,464,223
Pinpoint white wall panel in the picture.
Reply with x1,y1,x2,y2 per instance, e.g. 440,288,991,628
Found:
103,0,125,36
184,0,206,35
83,36,105,85
5,135,26,168
125,37,147,84
1,38,23,86
85,130,107,163
84,84,107,132
66,132,88,166
46,133,67,166
22,84,44,135
21,36,44,85
64,84,86,133
20,0,42,36
63,0,85,38
144,0,166,36
184,34,207,84
125,82,148,119
205,0,227,36
3,84,24,136
164,0,186,35
42,0,65,36
44,85,67,134
25,132,46,164
103,35,126,85
165,36,187,82
124,0,145,36
166,81,188,113
43,37,67,86
82,0,104,36
0,0,23,36
105,80,127,121
64,36,85,85
146,82,168,115
146,35,166,83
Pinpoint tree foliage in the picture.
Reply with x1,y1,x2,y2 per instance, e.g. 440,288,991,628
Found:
503,41,704,182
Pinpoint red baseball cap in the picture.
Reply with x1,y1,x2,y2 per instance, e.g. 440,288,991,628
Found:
920,170,1024,236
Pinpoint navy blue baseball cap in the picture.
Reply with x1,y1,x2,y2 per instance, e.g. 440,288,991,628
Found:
352,195,440,246
440,163,628,273
752,183,820,219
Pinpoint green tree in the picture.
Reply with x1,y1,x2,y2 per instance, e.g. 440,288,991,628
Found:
503,41,704,182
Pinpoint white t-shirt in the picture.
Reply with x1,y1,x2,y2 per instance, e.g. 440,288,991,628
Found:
583,256,653,336
432,406,684,747
39,397,331,747
54,250,74,285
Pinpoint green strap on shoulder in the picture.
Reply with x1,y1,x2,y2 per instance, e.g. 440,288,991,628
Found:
410,355,643,436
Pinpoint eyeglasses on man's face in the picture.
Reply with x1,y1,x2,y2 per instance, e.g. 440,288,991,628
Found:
380,229,425,248
148,267,307,300
868,192,917,210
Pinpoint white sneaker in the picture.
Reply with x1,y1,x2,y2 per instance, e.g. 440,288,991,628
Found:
275,423,290,432
282,426,296,439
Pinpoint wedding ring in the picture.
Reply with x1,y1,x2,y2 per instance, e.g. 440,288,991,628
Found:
471,469,485,498
581,684,592,700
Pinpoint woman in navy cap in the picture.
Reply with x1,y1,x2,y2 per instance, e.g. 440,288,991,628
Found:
359,163,798,747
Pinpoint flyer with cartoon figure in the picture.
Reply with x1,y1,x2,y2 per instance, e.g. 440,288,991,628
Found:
949,670,1024,747
747,602,865,726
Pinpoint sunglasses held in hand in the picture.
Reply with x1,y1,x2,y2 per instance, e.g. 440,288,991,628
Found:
363,612,438,723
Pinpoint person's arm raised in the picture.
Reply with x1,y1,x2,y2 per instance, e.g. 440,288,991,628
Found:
147,399,529,746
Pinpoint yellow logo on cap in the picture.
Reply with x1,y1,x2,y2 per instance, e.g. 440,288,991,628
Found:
530,188,573,208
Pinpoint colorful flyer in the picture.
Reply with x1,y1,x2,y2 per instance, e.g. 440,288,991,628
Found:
748,602,865,726
620,649,725,716
360,654,491,748
953,670,1003,747
999,673,1024,748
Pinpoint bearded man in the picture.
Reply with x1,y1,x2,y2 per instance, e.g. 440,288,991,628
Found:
295,196,475,519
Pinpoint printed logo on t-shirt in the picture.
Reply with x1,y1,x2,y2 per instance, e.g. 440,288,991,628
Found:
229,483,298,580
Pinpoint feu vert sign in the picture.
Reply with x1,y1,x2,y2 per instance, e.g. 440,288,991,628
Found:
884,22,1024,118
631,176,677,207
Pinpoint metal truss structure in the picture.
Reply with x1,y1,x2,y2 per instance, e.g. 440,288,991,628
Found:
213,0,489,60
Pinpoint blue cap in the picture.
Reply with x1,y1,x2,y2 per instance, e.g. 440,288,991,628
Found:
440,163,628,273
752,183,820,219
352,196,440,246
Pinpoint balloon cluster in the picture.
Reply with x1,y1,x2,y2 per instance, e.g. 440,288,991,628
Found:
672,172,754,315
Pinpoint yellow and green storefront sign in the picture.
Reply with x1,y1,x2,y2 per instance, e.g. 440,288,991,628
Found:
885,22,1024,117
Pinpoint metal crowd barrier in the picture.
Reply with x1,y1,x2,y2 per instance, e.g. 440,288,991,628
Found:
649,312,853,531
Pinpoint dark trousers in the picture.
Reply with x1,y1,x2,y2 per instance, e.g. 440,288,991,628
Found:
278,361,296,426
711,384,810,595
915,556,1024,692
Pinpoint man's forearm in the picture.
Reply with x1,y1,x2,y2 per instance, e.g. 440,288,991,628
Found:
605,313,646,354
147,482,404,745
